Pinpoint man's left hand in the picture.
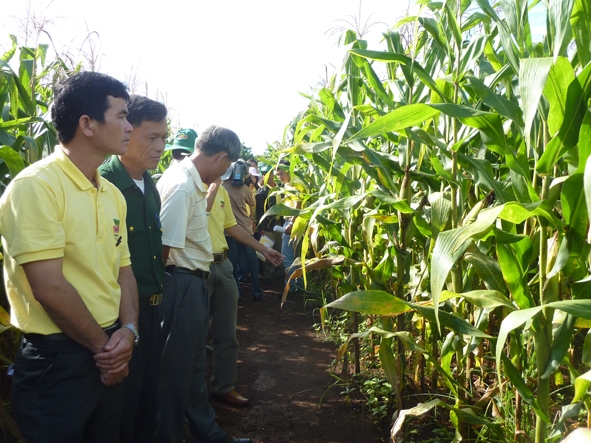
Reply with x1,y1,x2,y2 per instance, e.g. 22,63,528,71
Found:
94,327,135,374
263,248,284,267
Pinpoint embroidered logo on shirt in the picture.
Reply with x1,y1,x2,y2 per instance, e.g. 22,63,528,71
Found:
113,219,120,238
220,200,225,209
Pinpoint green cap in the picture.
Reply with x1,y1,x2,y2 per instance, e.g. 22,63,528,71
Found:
259,163,271,173
165,128,197,153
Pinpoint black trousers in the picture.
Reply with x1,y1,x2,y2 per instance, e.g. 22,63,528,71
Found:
120,302,163,443
12,334,124,443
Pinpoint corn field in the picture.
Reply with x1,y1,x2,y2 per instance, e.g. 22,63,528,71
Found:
264,0,591,441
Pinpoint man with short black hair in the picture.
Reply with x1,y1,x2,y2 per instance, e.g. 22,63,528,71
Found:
0,71,138,442
155,125,252,443
99,94,168,443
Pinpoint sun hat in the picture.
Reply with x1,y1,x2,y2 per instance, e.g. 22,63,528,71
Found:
165,128,197,153
248,166,260,177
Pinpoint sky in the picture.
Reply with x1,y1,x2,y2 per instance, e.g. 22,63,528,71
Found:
1,0,410,154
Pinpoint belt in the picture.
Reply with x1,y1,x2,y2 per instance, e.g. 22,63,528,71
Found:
23,322,120,342
140,293,162,306
166,265,210,280
213,251,228,264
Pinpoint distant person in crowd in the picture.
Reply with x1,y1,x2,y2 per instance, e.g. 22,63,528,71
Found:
166,128,197,163
205,171,283,408
99,95,167,443
248,158,259,175
155,126,251,443
255,163,284,283
248,166,260,191
275,159,306,292
222,161,263,301
0,71,138,442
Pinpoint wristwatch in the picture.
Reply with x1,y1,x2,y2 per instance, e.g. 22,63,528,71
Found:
122,323,140,346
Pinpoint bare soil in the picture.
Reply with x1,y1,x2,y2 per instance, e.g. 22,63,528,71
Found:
203,281,390,443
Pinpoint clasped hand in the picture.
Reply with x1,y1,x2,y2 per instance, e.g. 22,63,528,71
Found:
93,327,135,386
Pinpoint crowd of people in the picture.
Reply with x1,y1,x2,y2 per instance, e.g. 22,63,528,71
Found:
0,71,303,443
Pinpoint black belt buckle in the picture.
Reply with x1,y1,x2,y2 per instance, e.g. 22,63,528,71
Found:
213,251,227,264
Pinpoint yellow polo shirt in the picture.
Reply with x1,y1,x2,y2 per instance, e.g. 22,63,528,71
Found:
208,185,237,253
0,148,131,334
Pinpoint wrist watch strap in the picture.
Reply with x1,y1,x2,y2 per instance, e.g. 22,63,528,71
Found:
122,323,140,346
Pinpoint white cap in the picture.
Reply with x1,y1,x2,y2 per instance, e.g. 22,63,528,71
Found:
249,166,260,177
221,164,233,181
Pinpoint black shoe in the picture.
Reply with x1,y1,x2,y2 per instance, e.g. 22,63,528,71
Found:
252,295,262,302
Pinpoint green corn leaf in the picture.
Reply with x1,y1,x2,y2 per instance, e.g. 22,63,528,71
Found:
430,155,457,184
578,109,591,173
571,0,591,66
0,116,44,130
430,103,507,154
548,0,576,60
497,236,534,309
326,290,411,316
547,232,571,278
501,354,551,423
441,290,515,310
356,57,396,109
457,153,511,202
519,57,554,150
369,191,414,213
544,57,575,136
496,306,544,382
542,313,576,378
464,74,523,125
573,369,591,403
262,203,301,218
538,61,591,174
378,318,399,391
561,173,588,252
349,49,447,101
546,299,591,319
499,201,563,228
348,104,440,141
459,35,488,79
409,303,492,338
444,2,463,51
0,146,26,179
359,328,461,396
431,205,506,328
465,248,507,293
430,192,452,233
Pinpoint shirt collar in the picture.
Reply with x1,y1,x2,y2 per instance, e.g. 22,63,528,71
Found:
55,147,106,192
103,156,158,193
181,157,207,193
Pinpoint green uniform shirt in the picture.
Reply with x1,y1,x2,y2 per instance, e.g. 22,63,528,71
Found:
99,156,164,299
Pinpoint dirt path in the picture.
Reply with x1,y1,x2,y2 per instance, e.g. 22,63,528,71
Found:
205,282,389,443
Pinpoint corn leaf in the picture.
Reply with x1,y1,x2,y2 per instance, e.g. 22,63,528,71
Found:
348,104,439,141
